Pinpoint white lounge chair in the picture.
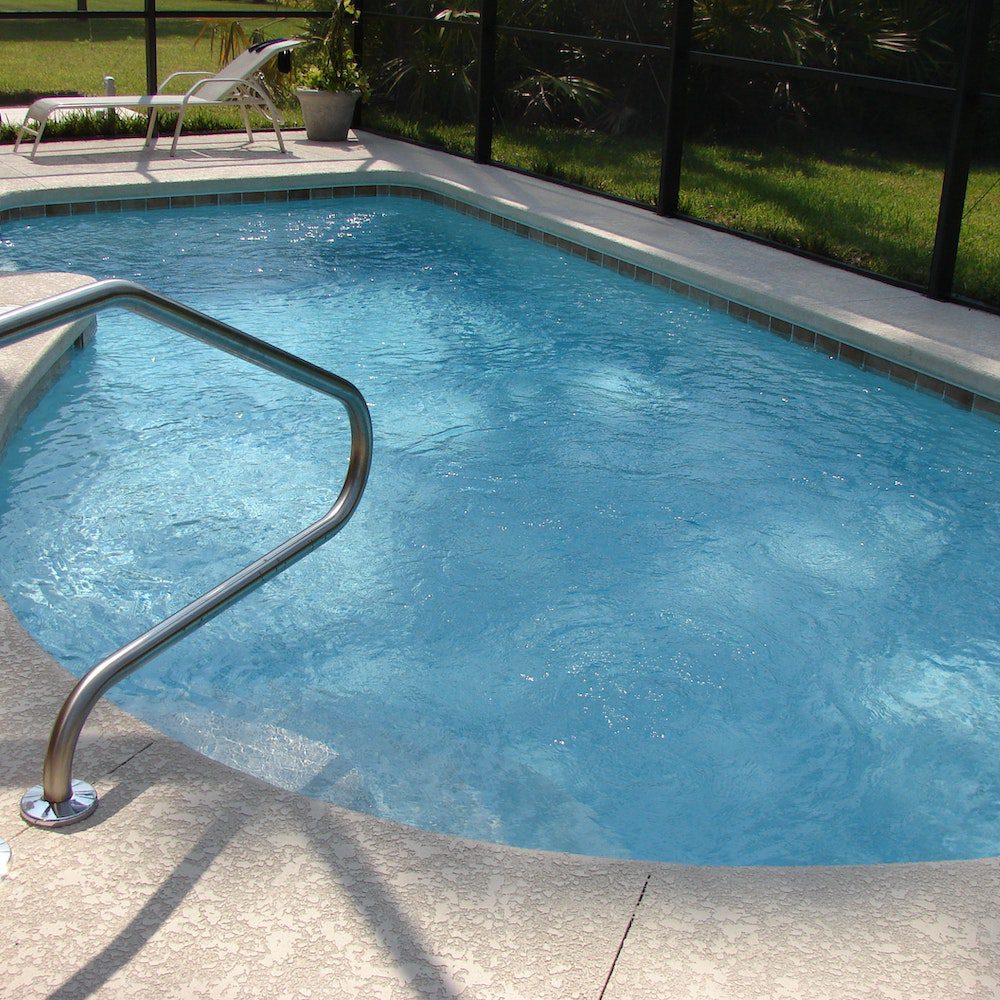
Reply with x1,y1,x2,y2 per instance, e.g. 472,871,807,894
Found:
14,38,305,158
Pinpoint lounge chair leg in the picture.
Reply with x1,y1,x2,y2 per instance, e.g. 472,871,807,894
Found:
239,105,253,143
274,122,286,154
31,118,48,159
169,107,187,157
145,110,158,146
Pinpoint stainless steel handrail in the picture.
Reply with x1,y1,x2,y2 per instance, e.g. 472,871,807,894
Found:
0,279,373,828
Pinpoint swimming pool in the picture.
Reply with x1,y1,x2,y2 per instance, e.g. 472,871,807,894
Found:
0,196,997,865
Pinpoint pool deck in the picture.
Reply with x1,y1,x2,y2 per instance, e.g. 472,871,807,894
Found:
0,130,998,999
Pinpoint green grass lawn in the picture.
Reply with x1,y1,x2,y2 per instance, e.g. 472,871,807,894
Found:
0,0,299,99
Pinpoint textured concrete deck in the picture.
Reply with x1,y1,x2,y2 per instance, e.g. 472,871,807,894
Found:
0,132,998,999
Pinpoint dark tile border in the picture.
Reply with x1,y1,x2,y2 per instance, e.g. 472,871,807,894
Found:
2,185,998,421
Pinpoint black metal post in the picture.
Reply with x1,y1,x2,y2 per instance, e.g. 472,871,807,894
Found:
144,0,158,98
354,0,365,130
656,0,694,216
475,0,498,164
928,0,994,300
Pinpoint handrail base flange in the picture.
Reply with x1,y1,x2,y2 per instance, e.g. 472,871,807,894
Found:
21,780,98,828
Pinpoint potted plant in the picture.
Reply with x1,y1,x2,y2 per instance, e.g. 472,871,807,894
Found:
295,0,369,141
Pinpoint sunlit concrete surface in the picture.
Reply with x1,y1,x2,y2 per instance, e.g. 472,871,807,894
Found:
0,133,998,999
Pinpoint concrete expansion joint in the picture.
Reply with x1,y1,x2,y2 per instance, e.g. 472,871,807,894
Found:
106,739,156,777
599,872,652,999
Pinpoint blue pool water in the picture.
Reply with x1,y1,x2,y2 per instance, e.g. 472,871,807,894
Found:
0,198,998,865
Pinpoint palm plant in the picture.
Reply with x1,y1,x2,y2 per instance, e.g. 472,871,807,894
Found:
373,4,614,127
379,8,479,119
510,70,611,126
693,0,826,63
371,0,968,136
195,18,252,67
813,1,951,81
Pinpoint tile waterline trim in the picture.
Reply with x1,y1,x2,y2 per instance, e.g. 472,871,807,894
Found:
2,184,998,420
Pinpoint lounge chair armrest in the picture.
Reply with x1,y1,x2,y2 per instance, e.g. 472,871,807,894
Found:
181,76,281,107
180,75,259,98
157,70,214,93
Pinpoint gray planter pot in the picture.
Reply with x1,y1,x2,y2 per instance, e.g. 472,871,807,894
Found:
295,88,359,142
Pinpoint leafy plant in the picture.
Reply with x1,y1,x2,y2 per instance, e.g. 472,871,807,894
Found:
813,1,951,81
295,0,369,97
511,69,611,126
373,8,614,128
379,9,480,120
693,0,826,63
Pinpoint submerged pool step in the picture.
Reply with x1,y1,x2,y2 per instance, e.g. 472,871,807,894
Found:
164,704,342,794
143,693,632,857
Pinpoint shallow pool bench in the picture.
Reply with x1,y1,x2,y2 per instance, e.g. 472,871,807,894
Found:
0,273,96,456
